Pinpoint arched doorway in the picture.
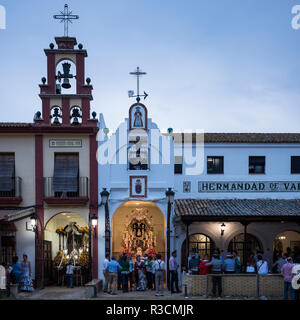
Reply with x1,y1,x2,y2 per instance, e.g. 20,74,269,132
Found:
273,230,300,262
181,233,215,269
44,212,89,285
111,201,166,261
228,233,262,265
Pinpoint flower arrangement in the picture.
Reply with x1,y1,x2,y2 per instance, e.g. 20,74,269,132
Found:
56,226,64,234
53,250,67,267
77,250,89,268
145,247,156,257
77,226,89,234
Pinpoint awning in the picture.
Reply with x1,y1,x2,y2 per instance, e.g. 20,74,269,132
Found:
175,199,300,222
4,207,35,222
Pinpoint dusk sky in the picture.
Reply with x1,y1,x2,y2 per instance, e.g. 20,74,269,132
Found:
1,0,300,133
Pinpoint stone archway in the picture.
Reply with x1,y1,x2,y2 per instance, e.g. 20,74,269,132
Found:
111,201,166,261
273,230,300,261
44,212,89,285
181,233,215,269
228,233,263,265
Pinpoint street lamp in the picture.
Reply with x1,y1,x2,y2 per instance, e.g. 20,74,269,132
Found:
91,214,98,233
220,223,226,236
166,187,175,290
100,188,110,257
166,188,175,204
100,188,109,205
30,214,38,231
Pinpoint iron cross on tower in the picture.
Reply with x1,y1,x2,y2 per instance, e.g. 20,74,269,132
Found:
129,67,149,102
53,4,79,37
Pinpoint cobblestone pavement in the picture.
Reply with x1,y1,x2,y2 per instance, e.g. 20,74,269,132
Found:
7,286,282,300
16,286,87,300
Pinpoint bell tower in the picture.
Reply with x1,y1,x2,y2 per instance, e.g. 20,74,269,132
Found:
35,5,96,126
31,5,99,286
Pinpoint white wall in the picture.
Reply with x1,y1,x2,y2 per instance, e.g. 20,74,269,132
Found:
0,135,35,206
15,218,35,277
175,143,300,199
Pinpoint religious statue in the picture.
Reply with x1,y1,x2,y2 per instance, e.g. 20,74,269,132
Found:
133,107,143,128
121,208,157,257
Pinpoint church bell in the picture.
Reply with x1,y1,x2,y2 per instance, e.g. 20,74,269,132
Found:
56,62,73,89
62,78,71,89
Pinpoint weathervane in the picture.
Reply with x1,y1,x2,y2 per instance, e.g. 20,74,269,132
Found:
53,4,79,37
128,67,149,102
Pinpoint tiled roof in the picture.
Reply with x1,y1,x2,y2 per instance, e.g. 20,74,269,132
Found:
170,133,300,144
175,199,300,217
0,123,32,127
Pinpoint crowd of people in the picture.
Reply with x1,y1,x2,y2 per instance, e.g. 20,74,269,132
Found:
1,247,299,300
102,251,181,296
2,254,34,292
186,247,300,299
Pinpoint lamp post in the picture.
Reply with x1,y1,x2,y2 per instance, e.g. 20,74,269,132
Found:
166,187,175,291
88,213,98,281
100,188,110,256
30,213,44,289
220,223,226,237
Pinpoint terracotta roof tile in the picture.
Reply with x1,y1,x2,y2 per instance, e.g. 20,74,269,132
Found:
175,199,300,217
170,133,300,144
0,123,32,128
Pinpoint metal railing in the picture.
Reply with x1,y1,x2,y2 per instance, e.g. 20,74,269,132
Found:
0,177,22,197
43,177,88,198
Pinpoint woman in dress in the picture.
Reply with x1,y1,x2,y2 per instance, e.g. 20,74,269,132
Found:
134,255,146,291
20,254,34,292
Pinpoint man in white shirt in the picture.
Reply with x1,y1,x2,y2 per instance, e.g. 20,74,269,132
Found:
256,255,269,274
152,254,165,296
102,254,110,293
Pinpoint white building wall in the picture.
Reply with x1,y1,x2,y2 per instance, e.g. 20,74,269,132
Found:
15,218,36,277
0,135,35,206
175,143,300,199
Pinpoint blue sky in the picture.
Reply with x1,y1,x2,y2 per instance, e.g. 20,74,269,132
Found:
1,0,300,132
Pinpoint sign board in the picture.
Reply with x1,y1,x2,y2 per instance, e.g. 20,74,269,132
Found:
49,139,82,148
198,181,300,193
0,265,6,290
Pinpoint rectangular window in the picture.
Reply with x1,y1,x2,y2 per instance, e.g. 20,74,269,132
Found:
53,153,79,196
174,156,183,174
0,153,15,195
291,156,300,174
207,156,224,174
128,146,148,170
249,156,265,174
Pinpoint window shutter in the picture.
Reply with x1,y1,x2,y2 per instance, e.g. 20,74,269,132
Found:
0,154,15,191
53,154,79,193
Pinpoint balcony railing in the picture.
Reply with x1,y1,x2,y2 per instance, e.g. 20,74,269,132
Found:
44,177,89,199
0,177,22,198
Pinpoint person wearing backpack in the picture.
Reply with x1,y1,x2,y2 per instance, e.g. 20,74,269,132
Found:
153,254,165,296
256,254,269,274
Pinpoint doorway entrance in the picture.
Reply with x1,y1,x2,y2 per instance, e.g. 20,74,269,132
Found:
43,240,52,285
181,233,215,269
44,212,89,285
111,201,166,261
273,230,300,262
